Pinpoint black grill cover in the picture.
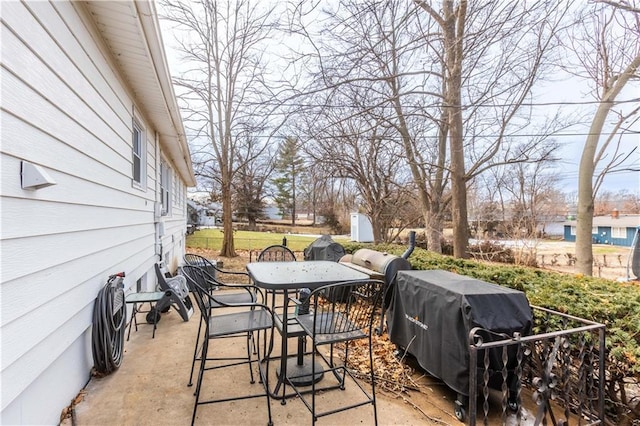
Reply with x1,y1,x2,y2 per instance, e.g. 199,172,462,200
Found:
304,235,346,262
387,270,532,396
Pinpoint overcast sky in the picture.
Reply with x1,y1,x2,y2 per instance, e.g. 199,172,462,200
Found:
532,76,639,193
158,2,639,196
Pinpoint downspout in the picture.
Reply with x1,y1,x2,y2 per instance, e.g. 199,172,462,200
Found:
154,130,163,261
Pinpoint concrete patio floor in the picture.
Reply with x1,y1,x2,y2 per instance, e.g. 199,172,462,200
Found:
66,298,469,426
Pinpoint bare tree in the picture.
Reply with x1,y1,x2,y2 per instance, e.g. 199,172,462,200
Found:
501,143,562,263
233,135,276,229
471,140,561,236
619,189,640,213
302,93,415,243
161,0,283,256
413,0,574,257
289,0,571,257
567,0,640,275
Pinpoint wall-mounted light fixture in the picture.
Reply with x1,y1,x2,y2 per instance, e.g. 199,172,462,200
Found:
21,161,57,190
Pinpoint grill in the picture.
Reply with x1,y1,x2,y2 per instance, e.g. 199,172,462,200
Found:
339,231,415,333
304,235,346,262
340,248,411,282
387,269,532,421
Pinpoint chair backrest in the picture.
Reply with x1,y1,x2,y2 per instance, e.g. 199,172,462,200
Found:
184,253,211,266
309,280,385,337
184,253,251,284
184,253,219,276
182,263,220,290
182,264,258,306
257,245,297,262
181,265,215,315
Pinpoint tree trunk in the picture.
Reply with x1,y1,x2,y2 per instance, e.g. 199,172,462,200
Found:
218,171,238,258
292,174,296,226
248,216,257,231
576,133,599,276
425,210,443,253
220,183,236,257
444,0,469,258
576,54,640,275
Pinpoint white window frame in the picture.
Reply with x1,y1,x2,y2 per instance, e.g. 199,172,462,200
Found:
132,121,146,188
612,227,626,239
160,161,172,216
570,226,576,236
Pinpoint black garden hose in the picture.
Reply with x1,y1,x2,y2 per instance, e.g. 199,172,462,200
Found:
92,273,126,375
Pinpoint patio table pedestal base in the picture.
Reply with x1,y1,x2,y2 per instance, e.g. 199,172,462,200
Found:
278,355,324,386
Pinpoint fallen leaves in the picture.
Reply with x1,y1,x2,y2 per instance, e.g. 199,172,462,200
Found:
332,314,419,394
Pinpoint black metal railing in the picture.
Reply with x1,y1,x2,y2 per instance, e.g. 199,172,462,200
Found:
468,305,605,425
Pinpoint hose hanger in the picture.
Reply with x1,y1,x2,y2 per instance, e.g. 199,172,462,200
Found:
92,272,127,375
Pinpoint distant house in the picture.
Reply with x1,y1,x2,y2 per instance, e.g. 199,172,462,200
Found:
187,199,222,227
564,213,640,246
1,1,195,424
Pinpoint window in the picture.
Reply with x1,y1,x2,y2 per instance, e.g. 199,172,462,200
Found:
612,227,626,239
160,161,172,216
570,226,576,236
132,122,145,187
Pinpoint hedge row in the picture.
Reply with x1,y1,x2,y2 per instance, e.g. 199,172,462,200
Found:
342,243,640,421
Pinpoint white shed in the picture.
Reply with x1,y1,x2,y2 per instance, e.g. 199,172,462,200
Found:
0,1,196,423
350,213,374,242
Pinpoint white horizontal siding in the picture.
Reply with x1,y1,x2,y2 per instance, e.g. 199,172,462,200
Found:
1,220,155,285
1,121,152,207
2,231,154,363
2,3,130,156
2,329,93,425
1,306,94,424
0,0,188,422
1,38,131,184
161,216,188,267
0,197,153,241
11,1,131,130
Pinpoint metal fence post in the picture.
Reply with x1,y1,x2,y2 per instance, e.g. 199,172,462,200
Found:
469,344,477,426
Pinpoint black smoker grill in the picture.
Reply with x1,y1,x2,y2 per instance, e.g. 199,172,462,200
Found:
387,269,532,421
339,231,415,333
304,235,346,262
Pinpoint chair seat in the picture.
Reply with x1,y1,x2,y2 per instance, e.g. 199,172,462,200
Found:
125,291,166,303
208,309,273,338
207,290,256,308
296,312,367,345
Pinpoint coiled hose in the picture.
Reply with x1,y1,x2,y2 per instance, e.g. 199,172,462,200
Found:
92,273,126,375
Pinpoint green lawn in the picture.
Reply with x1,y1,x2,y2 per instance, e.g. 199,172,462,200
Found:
186,228,349,252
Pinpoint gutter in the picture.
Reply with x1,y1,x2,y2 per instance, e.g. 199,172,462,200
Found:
134,0,196,187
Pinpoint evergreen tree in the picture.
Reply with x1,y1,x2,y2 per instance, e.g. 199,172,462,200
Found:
272,137,305,225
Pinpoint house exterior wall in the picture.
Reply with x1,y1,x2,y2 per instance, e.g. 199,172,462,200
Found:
1,2,190,424
563,225,637,246
619,227,638,247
